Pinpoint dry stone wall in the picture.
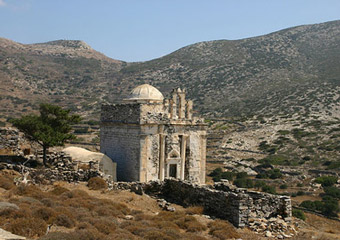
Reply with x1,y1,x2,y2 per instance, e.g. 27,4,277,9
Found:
111,179,292,228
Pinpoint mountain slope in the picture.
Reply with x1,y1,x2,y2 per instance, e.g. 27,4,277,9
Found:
0,20,340,120
0,38,124,118
120,20,340,117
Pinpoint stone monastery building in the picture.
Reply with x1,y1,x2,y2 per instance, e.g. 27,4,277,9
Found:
100,84,207,184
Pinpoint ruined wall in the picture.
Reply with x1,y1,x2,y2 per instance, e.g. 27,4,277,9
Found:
100,124,141,181
139,179,292,227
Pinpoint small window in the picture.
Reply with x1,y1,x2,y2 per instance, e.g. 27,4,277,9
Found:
169,164,177,178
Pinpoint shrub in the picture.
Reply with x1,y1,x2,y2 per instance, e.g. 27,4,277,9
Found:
142,230,175,240
209,168,234,182
233,178,253,188
39,232,75,240
314,175,338,187
235,172,248,179
5,218,47,238
208,220,241,239
54,214,75,228
174,215,207,232
254,180,266,189
0,175,15,190
322,199,340,217
185,206,204,215
32,207,57,223
292,209,306,220
297,191,305,196
88,177,107,190
280,184,288,189
49,186,69,195
256,168,283,179
91,219,117,235
300,200,315,210
323,186,340,199
61,189,90,199
262,185,276,194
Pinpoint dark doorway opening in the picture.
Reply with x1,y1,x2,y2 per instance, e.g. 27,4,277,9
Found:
169,164,177,178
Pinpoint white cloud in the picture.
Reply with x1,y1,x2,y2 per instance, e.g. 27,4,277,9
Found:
0,0,6,7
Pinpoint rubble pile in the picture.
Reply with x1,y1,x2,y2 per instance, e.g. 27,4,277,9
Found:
248,216,298,239
0,153,102,184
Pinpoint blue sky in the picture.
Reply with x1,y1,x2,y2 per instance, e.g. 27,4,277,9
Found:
0,0,339,62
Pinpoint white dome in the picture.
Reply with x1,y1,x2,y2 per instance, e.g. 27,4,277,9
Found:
124,84,164,102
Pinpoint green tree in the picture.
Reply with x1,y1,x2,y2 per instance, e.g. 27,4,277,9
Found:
10,103,81,166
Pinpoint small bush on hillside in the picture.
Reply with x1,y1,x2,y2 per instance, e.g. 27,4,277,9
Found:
280,184,288,189
54,214,75,228
297,191,305,196
235,172,248,179
323,186,340,199
32,207,57,223
292,209,306,221
5,218,47,238
233,178,254,188
314,176,338,187
262,185,276,194
300,198,340,217
88,177,107,190
254,180,266,189
49,186,69,195
208,220,241,240
185,206,204,215
209,168,234,182
0,175,15,190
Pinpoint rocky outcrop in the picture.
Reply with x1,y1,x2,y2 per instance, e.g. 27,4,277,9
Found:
0,228,25,240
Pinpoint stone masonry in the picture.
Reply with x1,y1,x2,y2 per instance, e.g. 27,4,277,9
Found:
101,84,207,184
112,179,292,228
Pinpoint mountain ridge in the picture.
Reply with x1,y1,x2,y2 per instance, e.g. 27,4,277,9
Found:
0,20,340,120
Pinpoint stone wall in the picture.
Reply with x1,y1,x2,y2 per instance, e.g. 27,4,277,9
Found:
0,128,31,155
0,160,101,184
100,124,141,181
101,104,141,124
112,179,292,228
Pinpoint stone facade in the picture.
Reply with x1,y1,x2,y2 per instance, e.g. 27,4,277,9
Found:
101,85,207,184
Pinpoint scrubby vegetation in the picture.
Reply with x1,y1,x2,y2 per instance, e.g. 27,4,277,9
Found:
292,209,306,221
0,173,240,239
87,177,108,190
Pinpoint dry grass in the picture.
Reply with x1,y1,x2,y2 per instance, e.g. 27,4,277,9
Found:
208,220,241,239
0,180,261,240
87,177,107,190
5,217,47,238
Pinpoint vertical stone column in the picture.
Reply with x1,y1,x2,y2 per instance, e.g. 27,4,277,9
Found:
159,133,165,181
170,90,177,119
180,135,187,180
139,134,148,182
186,100,193,119
163,99,170,118
200,134,206,184
178,89,186,119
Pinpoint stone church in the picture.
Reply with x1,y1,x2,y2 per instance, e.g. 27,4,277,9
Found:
100,84,207,184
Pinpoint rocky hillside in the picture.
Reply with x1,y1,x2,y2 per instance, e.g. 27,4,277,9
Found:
0,38,125,119
121,20,340,117
1,20,340,120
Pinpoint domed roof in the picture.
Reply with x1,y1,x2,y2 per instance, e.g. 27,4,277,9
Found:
125,84,164,102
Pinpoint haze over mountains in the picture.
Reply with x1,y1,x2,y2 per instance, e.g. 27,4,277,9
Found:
0,20,339,119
